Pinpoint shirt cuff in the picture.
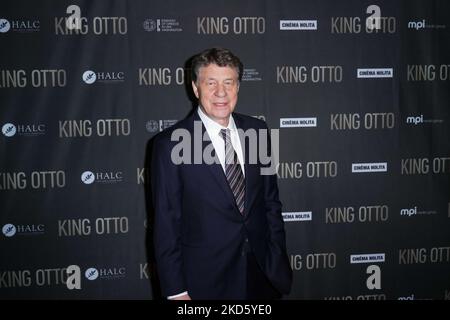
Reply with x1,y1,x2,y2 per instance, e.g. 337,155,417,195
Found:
167,291,188,299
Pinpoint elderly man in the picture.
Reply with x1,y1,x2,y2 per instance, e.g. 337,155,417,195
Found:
151,47,292,300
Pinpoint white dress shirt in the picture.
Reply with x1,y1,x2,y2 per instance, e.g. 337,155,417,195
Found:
197,106,245,176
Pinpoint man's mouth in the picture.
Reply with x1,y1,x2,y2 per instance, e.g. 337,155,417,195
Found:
213,102,228,107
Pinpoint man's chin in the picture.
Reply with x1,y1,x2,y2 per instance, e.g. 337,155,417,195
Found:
208,113,231,124
213,112,231,119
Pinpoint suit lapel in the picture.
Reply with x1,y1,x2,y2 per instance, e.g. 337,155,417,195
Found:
191,112,240,215
202,138,239,212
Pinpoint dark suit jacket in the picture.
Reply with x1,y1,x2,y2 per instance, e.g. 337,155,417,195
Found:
151,111,292,299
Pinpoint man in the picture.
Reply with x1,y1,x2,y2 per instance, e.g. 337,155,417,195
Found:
151,47,292,300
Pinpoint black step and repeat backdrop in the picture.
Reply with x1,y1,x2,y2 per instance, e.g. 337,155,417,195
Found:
1,0,449,300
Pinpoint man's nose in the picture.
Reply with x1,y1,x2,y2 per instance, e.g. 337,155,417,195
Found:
214,84,226,97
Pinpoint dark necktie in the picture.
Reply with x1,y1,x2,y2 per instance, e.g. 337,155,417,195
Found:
220,128,245,215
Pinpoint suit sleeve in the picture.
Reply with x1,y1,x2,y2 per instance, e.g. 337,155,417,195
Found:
151,135,186,297
261,123,286,251
261,122,293,294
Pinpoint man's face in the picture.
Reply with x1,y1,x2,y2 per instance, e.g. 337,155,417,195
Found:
192,63,240,127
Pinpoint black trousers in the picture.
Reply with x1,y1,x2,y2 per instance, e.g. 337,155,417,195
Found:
246,252,281,300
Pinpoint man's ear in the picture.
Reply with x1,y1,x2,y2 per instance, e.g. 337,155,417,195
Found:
192,81,199,98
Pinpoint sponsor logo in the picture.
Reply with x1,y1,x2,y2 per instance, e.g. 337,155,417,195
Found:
67,264,127,289
352,162,387,173
2,123,16,137
408,20,446,30
85,268,99,280
81,171,95,184
406,115,443,125
80,171,123,184
143,18,182,32
2,223,45,237
82,70,124,84
242,68,262,81
2,224,16,237
0,18,40,33
400,207,437,217
0,19,11,32
2,123,46,137
145,120,178,133
280,20,317,30
82,70,96,84
350,253,385,264
85,267,126,280
280,118,317,128
357,68,393,78
283,211,312,222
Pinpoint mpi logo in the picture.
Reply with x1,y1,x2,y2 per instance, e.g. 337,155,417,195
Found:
0,19,11,32
2,123,16,137
406,115,423,125
400,207,417,217
408,20,426,30
82,70,96,84
2,224,17,237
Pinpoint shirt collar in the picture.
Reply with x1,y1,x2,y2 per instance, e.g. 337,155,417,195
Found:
197,106,237,137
